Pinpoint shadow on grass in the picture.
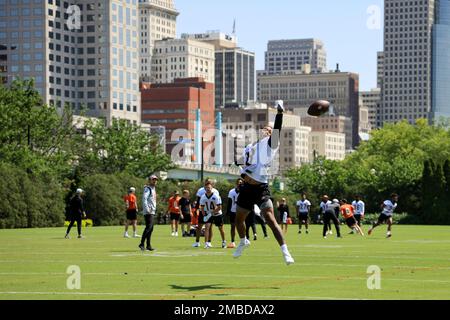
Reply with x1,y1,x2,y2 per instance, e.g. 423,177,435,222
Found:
170,284,227,292
170,284,281,293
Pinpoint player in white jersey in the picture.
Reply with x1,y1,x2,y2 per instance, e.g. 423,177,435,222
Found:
227,178,244,248
320,195,333,235
350,195,365,234
296,194,311,234
200,182,226,249
368,193,399,238
192,179,220,247
233,100,295,265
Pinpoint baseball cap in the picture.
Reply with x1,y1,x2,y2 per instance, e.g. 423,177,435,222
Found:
332,199,339,204
149,174,159,180
76,188,83,194
129,187,136,192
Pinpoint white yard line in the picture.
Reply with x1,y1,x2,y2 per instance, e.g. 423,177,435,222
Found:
0,272,449,284
1,259,450,271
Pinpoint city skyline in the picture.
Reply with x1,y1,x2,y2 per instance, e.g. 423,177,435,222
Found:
176,0,384,91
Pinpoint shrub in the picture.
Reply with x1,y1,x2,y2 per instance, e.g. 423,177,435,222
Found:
0,163,65,228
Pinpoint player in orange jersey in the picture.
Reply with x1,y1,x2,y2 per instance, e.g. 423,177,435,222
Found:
340,199,364,236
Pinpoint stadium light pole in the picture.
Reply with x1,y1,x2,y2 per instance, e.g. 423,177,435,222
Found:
197,85,205,182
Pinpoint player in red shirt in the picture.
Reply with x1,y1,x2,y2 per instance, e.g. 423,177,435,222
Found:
123,187,140,238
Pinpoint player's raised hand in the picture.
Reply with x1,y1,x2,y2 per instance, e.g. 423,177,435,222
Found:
275,100,284,114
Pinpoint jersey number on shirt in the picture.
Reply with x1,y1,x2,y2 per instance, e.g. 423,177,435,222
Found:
204,202,216,212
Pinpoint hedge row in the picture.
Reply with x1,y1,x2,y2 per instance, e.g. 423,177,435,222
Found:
0,163,65,228
0,165,420,228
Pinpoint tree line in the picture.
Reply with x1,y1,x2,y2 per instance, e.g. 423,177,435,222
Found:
286,119,450,225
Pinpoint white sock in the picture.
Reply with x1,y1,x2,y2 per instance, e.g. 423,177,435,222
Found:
281,244,289,254
240,238,246,245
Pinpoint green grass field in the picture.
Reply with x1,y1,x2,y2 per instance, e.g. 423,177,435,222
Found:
0,224,449,300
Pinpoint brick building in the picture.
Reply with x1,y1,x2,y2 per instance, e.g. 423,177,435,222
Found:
141,77,215,159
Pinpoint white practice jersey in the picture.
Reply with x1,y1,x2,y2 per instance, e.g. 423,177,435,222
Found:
296,200,311,213
200,193,222,216
228,188,239,213
352,200,365,216
382,200,397,216
320,201,332,213
240,137,279,184
196,187,220,199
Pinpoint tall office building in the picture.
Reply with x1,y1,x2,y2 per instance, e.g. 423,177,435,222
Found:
381,0,436,125
151,38,215,84
377,51,384,89
139,0,178,82
264,39,327,75
432,0,450,120
0,1,141,125
182,32,255,108
215,48,255,108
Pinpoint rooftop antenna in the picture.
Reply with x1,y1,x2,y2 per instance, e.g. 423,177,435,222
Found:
232,18,236,35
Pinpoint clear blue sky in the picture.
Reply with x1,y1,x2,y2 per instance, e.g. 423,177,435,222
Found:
176,0,384,91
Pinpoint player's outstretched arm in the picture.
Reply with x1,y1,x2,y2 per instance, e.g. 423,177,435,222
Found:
268,101,284,149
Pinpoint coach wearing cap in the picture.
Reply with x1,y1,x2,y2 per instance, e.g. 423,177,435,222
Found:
65,188,87,239
139,175,159,251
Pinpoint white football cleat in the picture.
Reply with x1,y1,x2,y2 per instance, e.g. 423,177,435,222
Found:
283,252,295,265
233,239,251,259
192,242,200,248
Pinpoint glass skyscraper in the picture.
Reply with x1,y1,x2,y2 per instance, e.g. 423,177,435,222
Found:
0,0,141,125
215,48,255,108
432,0,450,120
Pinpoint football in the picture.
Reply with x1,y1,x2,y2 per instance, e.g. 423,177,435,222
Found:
308,100,331,116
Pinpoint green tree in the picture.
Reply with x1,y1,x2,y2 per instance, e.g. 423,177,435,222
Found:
0,79,82,177
432,162,447,224
421,160,434,223
78,118,173,178
444,160,450,193
286,119,450,220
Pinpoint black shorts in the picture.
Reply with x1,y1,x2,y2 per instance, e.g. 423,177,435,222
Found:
126,209,138,220
170,213,180,221
378,214,392,224
181,212,191,223
346,216,357,227
236,182,271,211
229,212,236,224
298,212,309,221
211,215,224,227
